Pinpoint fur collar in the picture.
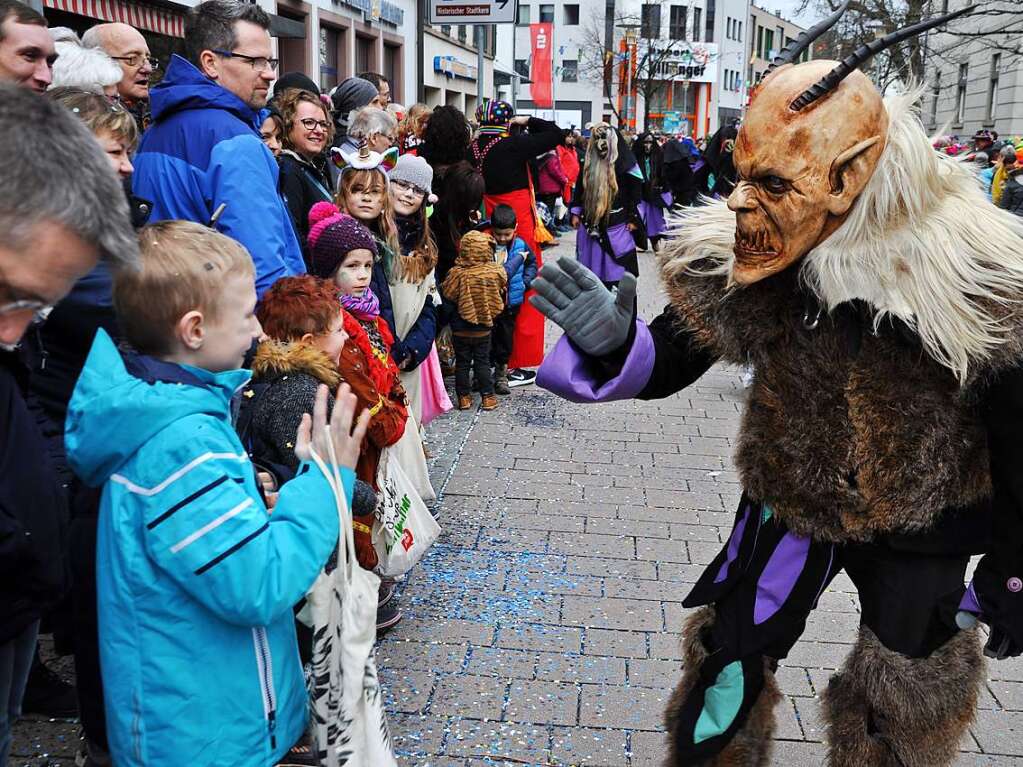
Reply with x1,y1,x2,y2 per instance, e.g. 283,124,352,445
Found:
252,340,341,388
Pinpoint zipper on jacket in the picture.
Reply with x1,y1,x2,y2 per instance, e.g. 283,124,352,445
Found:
251,627,278,750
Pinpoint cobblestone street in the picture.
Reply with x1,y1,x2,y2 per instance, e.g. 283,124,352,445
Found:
12,244,1023,766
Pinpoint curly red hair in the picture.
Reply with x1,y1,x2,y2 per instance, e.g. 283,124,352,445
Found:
258,275,341,341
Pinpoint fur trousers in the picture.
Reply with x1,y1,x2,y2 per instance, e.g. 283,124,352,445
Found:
822,626,985,767
664,607,782,767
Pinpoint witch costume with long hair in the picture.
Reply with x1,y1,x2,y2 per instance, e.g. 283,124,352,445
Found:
531,4,1023,765
571,123,644,287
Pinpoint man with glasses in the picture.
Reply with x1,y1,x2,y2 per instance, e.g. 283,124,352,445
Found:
132,0,304,298
0,83,137,767
82,23,156,127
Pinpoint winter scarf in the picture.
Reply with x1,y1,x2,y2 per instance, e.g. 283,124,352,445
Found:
340,304,399,397
441,230,507,327
340,288,380,321
394,214,438,284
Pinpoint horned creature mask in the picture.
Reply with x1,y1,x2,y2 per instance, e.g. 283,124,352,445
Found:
728,2,972,286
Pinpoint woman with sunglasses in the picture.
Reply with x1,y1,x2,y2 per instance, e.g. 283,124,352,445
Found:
275,87,335,271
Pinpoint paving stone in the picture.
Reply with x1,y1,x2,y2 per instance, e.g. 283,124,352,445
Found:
579,685,669,730
635,536,691,564
464,647,538,680
505,570,604,598
629,657,682,688
536,652,627,685
566,555,658,580
378,642,468,679
561,596,664,632
550,726,630,766
972,710,1023,754
549,530,636,559
504,680,579,725
793,696,826,742
630,729,673,764
584,628,650,659
431,676,508,719
379,669,436,714
496,623,583,654
384,713,449,756
445,719,551,763
990,680,1023,710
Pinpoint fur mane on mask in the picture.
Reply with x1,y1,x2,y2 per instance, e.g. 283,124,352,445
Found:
660,89,1023,383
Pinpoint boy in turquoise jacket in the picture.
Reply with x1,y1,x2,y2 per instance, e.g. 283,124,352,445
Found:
65,221,370,767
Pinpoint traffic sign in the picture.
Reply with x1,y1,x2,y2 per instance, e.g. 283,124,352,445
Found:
428,0,516,24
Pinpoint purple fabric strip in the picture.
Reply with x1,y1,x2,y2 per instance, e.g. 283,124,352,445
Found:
959,582,982,615
576,226,626,282
569,204,583,216
753,531,811,625
661,191,674,207
714,505,750,584
639,201,667,237
536,320,655,404
606,221,637,259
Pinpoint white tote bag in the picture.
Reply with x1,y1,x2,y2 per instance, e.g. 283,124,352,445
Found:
371,446,441,579
305,446,398,767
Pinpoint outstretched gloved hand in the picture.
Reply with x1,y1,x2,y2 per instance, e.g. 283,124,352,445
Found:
529,257,636,357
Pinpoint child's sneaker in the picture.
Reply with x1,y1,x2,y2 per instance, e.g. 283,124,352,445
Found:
507,368,537,387
481,394,499,411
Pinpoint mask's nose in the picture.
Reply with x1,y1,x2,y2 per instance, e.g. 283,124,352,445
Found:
727,181,758,212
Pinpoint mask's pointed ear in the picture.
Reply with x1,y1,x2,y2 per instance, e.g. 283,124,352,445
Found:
381,147,399,173
826,136,883,216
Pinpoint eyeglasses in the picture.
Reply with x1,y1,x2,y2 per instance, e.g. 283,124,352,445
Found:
213,50,279,72
110,54,159,70
0,298,53,323
391,179,426,199
299,117,330,132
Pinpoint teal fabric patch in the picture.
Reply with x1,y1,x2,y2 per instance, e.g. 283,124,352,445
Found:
762,503,774,523
693,660,744,744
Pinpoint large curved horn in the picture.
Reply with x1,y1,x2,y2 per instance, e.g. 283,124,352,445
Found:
790,5,974,111
764,0,851,77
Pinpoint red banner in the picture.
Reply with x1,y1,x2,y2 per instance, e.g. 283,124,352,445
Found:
529,23,553,108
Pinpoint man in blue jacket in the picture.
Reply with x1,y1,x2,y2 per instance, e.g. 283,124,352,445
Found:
132,0,304,297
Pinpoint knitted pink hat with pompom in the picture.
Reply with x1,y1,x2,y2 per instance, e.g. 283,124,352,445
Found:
307,202,378,278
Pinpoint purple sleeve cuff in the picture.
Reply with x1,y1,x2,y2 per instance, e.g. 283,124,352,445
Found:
536,319,655,403
569,204,583,216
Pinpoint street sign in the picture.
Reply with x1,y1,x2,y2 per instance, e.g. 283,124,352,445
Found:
428,0,516,25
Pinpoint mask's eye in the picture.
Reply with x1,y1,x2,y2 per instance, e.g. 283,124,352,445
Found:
762,176,788,194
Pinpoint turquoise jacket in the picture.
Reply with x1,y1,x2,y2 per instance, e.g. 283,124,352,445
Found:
65,330,351,767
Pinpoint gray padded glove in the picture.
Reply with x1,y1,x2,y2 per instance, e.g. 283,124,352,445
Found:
529,257,636,357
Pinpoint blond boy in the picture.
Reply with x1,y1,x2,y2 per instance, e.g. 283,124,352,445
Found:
65,221,369,767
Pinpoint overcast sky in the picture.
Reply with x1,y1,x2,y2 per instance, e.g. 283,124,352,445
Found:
755,0,826,26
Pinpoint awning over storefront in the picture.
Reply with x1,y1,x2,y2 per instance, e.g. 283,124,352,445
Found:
44,0,185,37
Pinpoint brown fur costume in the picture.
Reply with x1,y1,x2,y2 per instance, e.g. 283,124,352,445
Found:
664,607,781,767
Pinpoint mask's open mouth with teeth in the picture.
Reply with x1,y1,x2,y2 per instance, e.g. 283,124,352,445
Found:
733,227,779,262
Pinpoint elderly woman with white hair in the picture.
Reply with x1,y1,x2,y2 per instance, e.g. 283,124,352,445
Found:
347,105,397,155
49,28,122,98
